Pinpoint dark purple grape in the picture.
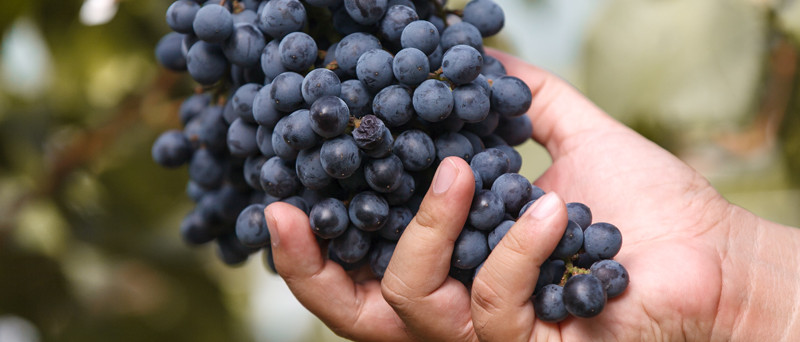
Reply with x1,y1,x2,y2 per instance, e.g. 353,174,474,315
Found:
583,222,622,260
533,284,568,323
364,154,405,193
348,191,389,231
566,202,592,230
259,156,298,198
392,130,435,171
551,220,584,259
296,147,333,190
309,198,349,239
563,274,606,318
378,206,412,240
413,79,453,122
589,259,629,298
235,204,269,247
329,225,372,263
152,130,192,168
321,134,362,179
452,227,489,269
469,190,505,231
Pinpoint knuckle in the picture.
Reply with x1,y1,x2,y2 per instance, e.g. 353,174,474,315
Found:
411,205,438,231
380,268,416,309
470,275,505,317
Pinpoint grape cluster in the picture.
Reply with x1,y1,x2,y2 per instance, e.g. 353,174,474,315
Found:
152,0,628,322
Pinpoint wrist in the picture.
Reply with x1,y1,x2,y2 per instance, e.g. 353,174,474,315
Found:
713,206,800,341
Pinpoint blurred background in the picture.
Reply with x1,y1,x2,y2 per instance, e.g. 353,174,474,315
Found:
0,0,798,341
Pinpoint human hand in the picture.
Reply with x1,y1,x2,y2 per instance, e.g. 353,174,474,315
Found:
264,48,800,341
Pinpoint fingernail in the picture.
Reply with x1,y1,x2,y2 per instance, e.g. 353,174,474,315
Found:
265,207,279,247
432,158,458,194
528,192,559,220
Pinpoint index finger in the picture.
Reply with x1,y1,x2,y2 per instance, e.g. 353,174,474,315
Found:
265,202,411,342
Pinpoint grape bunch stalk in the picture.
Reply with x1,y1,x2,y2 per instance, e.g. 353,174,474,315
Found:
152,0,629,322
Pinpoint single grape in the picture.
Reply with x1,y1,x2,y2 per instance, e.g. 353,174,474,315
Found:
383,172,415,205
186,41,228,85
252,83,283,128
551,220,584,259
231,83,261,123
452,83,490,123
413,79,454,123
487,219,514,250
329,225,372,263
462,0,504,37
469,190,506,231
235,204,269,247
364,154,405,193
401,20,439,55
356,49,395,92
189,148,225,188
491,76,533,117
278,109,319,150
309,96,350,138
470,148,509,187
261,40,288,81
378,206,413,240
335,32,382,76
589,259,629,298
259,156,298,198
442,45,483,85
227,118,259,158
152,130,192,168
369,240,396,278
352,115,394,158
302,68,342,105
296,147,333,190
373,85,414,127
166,0,200,34
193,4,233,43
379,5,418,45
340,79,372,118
223,23,266,67
321,134,362,179
258,0,306,39
434,132,473,162
309,198,349,239
270,71,305,112
452,227,489,269
535,259,566,295
563,274,606,318
344,0,389,25
566,202,592,230
155,32,187,71
440,21,483,52
495,115,533,146
491,173,533,215
348,191,390,231
533,284,568,323
393,130,435,171
279,31,319,72
583,222,622,260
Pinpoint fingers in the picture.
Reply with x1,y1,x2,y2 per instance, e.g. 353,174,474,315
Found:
486,48,625,159
471,193,568,341
265,202,410,342
381,157,478,340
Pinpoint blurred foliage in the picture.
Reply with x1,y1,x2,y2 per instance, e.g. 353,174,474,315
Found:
0,0,798,341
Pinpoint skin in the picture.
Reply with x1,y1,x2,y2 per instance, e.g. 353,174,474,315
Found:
264,48,800,341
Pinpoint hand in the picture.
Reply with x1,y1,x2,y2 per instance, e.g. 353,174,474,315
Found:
264,49,800,341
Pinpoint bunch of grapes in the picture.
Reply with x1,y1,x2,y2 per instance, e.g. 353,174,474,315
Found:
152,0,628,322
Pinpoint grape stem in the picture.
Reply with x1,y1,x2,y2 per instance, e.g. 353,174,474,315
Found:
559,255,590,286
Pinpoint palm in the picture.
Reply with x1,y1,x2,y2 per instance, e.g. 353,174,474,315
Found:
532,115,727,340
